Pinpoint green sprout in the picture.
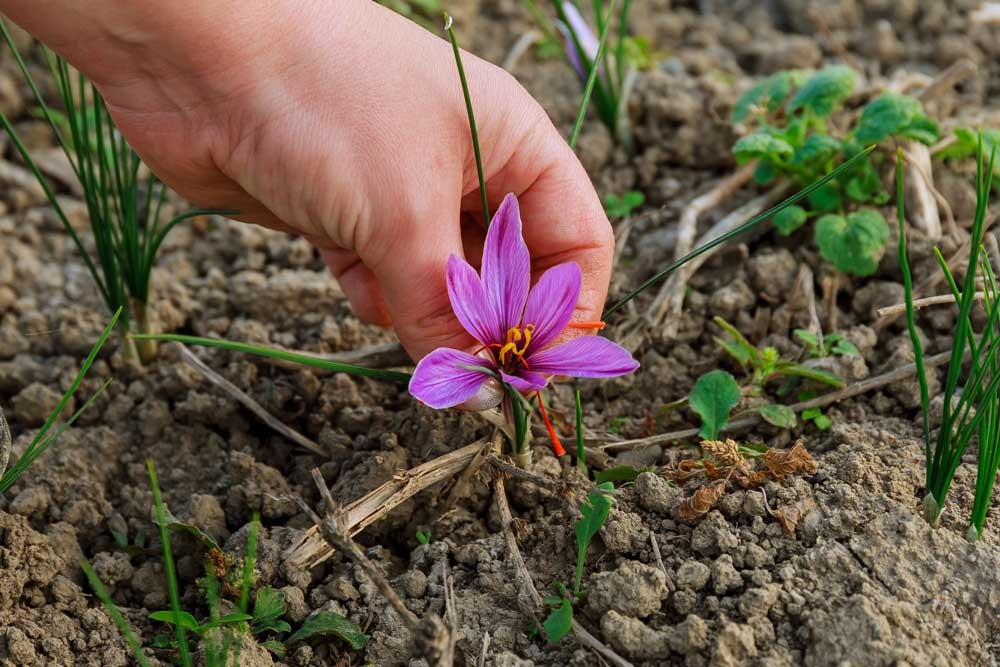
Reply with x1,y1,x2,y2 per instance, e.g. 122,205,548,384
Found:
794,329,860,358
899,136,1000,538
0,22,233,363
732,65,940,277
603,190,645,219
685,317,846,439
0,308,120,494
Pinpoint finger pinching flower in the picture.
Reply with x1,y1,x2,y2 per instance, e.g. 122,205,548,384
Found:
409,193,638,458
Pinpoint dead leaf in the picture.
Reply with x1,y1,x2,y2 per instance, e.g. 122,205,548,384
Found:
701,438,744,468
678,480,726,521
773,497,816,537
663,459,703,482
763,440,817,480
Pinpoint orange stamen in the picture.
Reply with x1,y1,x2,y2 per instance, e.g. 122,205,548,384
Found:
568,321,606,330
536,391,565,457
472,343,503,356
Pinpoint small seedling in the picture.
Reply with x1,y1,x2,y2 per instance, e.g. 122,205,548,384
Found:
415,530,432,545
794,329,860,358
604,190,645,218
542,582,574,643
732,65,939,277
935,127,1000,175
898,137,1000,539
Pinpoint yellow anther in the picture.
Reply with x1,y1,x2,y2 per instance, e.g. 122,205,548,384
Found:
498,324,535,365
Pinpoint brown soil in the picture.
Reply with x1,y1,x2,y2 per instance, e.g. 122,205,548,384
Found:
2,1,1000,666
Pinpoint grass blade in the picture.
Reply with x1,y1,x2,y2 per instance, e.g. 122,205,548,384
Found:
603,146,876,318
81,559,151,667
131,334,412,383
147,459,192,666
444,13,490,226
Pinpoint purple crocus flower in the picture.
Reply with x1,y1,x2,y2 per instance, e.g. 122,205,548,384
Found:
409,193,638,413
556,2,600,82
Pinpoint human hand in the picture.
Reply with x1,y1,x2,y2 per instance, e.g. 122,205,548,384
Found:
3,0,614,361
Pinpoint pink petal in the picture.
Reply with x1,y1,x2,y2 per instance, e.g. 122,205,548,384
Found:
563,2,601,71
522,262,581,352
501,369,549,393
409,348,494,409
527,336,639,378
446,255,503,345
482,194,530,333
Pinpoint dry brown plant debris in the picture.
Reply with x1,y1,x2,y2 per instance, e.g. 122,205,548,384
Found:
668,439,818,523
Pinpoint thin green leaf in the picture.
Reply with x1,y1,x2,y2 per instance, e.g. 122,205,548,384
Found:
131,334,411,383
569,0,618,149
603,146,876,318
574,482,614,596
82,559,151,667
148,460,192,665
150,610,199,633
594,465,642,485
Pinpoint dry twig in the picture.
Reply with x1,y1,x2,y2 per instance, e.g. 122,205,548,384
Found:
179,345,324,456
651,185,790,334
284,439,490,569
0,407,10,480
301,469,455,666
876,291,985,318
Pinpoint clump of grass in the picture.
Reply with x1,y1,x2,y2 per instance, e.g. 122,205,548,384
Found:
898,135,1000,538
0,22,231,363
0,308,120,494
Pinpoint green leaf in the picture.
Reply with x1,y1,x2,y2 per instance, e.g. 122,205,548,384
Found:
717,338,753,365
807,184,842,213
594,465,642,486
260,640,287,659
756,404,797,428
794,329,821,348
574,482,614,595
150,610,199,632
899,115,939,145
774,363,845,388
733,130,794,164
754,161,777,185
149,503,221,552
814,209,889,276
844,163,883,204
252,587,289,635
287,612,368,650
543,598,573,643
689,370,742,440
773,205,808,235
854,93,923,143
830,338,860,356
787,65,856,118
791,134,842,167
604,190,645,218
731,70,808,124
200,612,254,633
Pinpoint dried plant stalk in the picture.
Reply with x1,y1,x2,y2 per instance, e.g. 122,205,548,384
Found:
283,440,489,570
763,441,817,479
701,439,745,469
678,480,726,521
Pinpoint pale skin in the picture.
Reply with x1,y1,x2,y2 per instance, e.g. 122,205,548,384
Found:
4,0,614,361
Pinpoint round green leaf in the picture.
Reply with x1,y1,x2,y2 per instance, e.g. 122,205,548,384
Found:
787,65,856,118
814,209,889,276
733,131,795,165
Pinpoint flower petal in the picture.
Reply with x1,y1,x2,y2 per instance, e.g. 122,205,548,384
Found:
526,336,639,378
409,348,493,409
522,262,581,351
560,2,599,70
501,369,549,393
446,255,503,345
482,194,530,333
